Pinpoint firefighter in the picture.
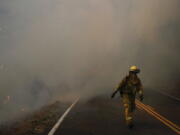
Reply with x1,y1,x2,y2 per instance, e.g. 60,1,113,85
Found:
111,66,144,128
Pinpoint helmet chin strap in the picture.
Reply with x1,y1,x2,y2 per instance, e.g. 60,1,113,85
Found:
129,69,140,74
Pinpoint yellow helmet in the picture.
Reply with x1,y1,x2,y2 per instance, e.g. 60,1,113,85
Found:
130,66,140,73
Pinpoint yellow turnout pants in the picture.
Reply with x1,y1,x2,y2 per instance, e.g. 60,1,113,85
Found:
122,94,136,124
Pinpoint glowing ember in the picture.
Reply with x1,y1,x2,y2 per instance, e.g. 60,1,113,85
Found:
21,107,29,112
21,108,25,112
3,96,10,104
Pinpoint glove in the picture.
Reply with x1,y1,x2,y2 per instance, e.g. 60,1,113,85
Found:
139,95,144,101
111,93,115,98
120,91,123,97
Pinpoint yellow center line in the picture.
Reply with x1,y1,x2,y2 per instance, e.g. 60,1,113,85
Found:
136,104,180,134
136,100,180,134
136,100,180,131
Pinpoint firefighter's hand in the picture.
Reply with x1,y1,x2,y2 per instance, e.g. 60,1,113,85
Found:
120,91,123,97
139,95,144,101
111,93,115,99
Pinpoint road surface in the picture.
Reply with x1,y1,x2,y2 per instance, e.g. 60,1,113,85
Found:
50,89,180,135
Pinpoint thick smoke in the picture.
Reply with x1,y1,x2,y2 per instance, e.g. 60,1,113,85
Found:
0,0,180,122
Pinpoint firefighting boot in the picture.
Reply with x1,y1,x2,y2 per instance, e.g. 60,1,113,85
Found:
126,118,134,129
125,111,134,129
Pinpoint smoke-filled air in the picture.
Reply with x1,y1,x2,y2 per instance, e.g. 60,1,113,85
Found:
0,0,180,123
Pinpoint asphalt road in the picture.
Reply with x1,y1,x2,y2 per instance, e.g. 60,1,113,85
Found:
52,90,180,135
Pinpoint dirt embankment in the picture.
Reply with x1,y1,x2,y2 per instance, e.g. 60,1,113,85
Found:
0,101,68,135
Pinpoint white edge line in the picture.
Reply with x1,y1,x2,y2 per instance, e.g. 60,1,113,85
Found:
155,90,180,102
48,97,80,135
